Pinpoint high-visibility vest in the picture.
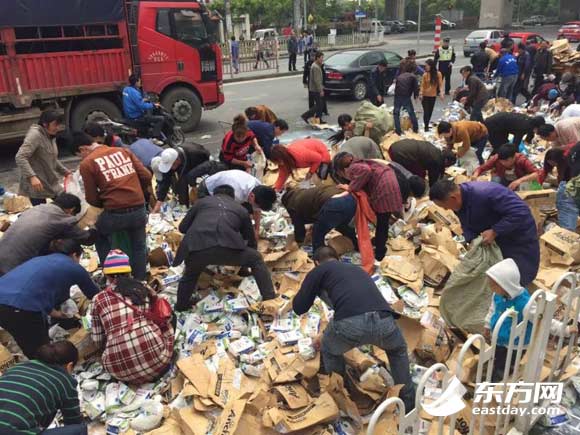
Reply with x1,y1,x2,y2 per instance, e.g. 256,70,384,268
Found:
438,47,453,62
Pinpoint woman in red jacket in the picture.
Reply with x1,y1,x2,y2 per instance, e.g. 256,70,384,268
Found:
271,138,331,191
220,114,263,171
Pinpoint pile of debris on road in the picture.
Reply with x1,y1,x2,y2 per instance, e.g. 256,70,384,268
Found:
0,99,579,435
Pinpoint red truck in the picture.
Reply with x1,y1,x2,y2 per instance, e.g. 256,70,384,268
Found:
0,0,224,141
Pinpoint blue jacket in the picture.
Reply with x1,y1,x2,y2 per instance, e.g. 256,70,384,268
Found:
230,40,240,59
122,86,154,119
495,54,519,78
248,120,275,158
0,254,99,315
490,291,532,347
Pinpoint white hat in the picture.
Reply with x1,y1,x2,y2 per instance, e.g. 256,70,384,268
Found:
150,156,164,181
157,148,179,173
485,258,522,298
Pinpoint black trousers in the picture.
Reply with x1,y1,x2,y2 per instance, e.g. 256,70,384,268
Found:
375,213,391,261
142,114,165,138
513,75,531,103
176,246,275,311
254,51,269,68
440,66,452,94
0,304,49,359
421,96,436,130
289,53,297,71
302,92,324,120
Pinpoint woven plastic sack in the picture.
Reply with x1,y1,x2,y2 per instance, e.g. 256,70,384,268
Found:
439,237,503,333
352,101,394,145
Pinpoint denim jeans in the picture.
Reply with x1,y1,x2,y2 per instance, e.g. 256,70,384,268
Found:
321,311,415,411
393,96,418,135
557,181,579,231
95,206,148,280
312,195,357,251
497,75,517,100
41,425,87,435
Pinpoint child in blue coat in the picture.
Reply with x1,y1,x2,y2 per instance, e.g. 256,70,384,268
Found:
484,258,575,381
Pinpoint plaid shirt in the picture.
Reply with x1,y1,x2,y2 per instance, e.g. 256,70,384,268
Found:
346,160,402,214
90,289,174,384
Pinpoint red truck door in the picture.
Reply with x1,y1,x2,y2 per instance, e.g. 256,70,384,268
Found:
136,6,178,89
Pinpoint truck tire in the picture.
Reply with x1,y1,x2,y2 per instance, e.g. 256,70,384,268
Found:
161,88,202,132
70,97,122,131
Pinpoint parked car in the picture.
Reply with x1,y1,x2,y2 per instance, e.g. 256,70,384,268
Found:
405,20,418,30
252,28,278,40
385,20,406,33
463,29,504,57
522,15,546,26
360,19,386,34
323,49,402,100
490,32,547,53
558,21,580,42
441,19,456,29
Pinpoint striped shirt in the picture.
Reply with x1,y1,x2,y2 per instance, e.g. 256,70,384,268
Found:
0,360,81,434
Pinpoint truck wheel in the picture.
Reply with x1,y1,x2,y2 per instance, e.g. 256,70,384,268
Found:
161,88,202,132
70,97,122,131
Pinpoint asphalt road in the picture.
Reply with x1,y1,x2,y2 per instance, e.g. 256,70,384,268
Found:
0,25,560,192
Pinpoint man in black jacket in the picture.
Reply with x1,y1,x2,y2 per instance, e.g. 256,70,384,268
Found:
471,42,490,79
282,185,357,251
514,43,533,104
369,60,389,106
152,143,210,211
483,113,545,151
388,139,457,187
532,40,553,94
459,66,489,122
293,246,415,412
174,185,275,311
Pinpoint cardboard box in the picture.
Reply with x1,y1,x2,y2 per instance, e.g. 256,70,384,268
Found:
415,324,452,363
541,226,580,266
518,189,556,227
68,328,100,363
3,195,31,214
379,255,424,293
0,344,15,374
427,204,463,236
263,392,339,433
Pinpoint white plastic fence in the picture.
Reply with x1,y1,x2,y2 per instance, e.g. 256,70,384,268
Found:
367,272,580,435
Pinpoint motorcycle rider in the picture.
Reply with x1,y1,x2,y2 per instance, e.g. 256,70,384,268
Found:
122,74,165,139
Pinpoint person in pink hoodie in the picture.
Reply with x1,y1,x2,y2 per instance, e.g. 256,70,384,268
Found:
271,138,331,191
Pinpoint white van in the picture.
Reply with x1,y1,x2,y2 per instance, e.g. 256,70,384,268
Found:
252,28,279,40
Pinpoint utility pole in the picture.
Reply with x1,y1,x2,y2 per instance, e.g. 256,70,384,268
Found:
303,0,308,30
416,0,422,52
294,0,301,32
224,0,233,37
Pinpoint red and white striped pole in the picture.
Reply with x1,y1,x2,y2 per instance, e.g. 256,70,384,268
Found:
434,15,442,53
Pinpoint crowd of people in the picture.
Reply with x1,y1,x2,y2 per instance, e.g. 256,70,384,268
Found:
0,32,579,431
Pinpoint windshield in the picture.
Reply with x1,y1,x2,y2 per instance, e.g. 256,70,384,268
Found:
511,37,523,45
563,24,580,28
326,52,360,66
468,31,489,38
174,9,208,43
